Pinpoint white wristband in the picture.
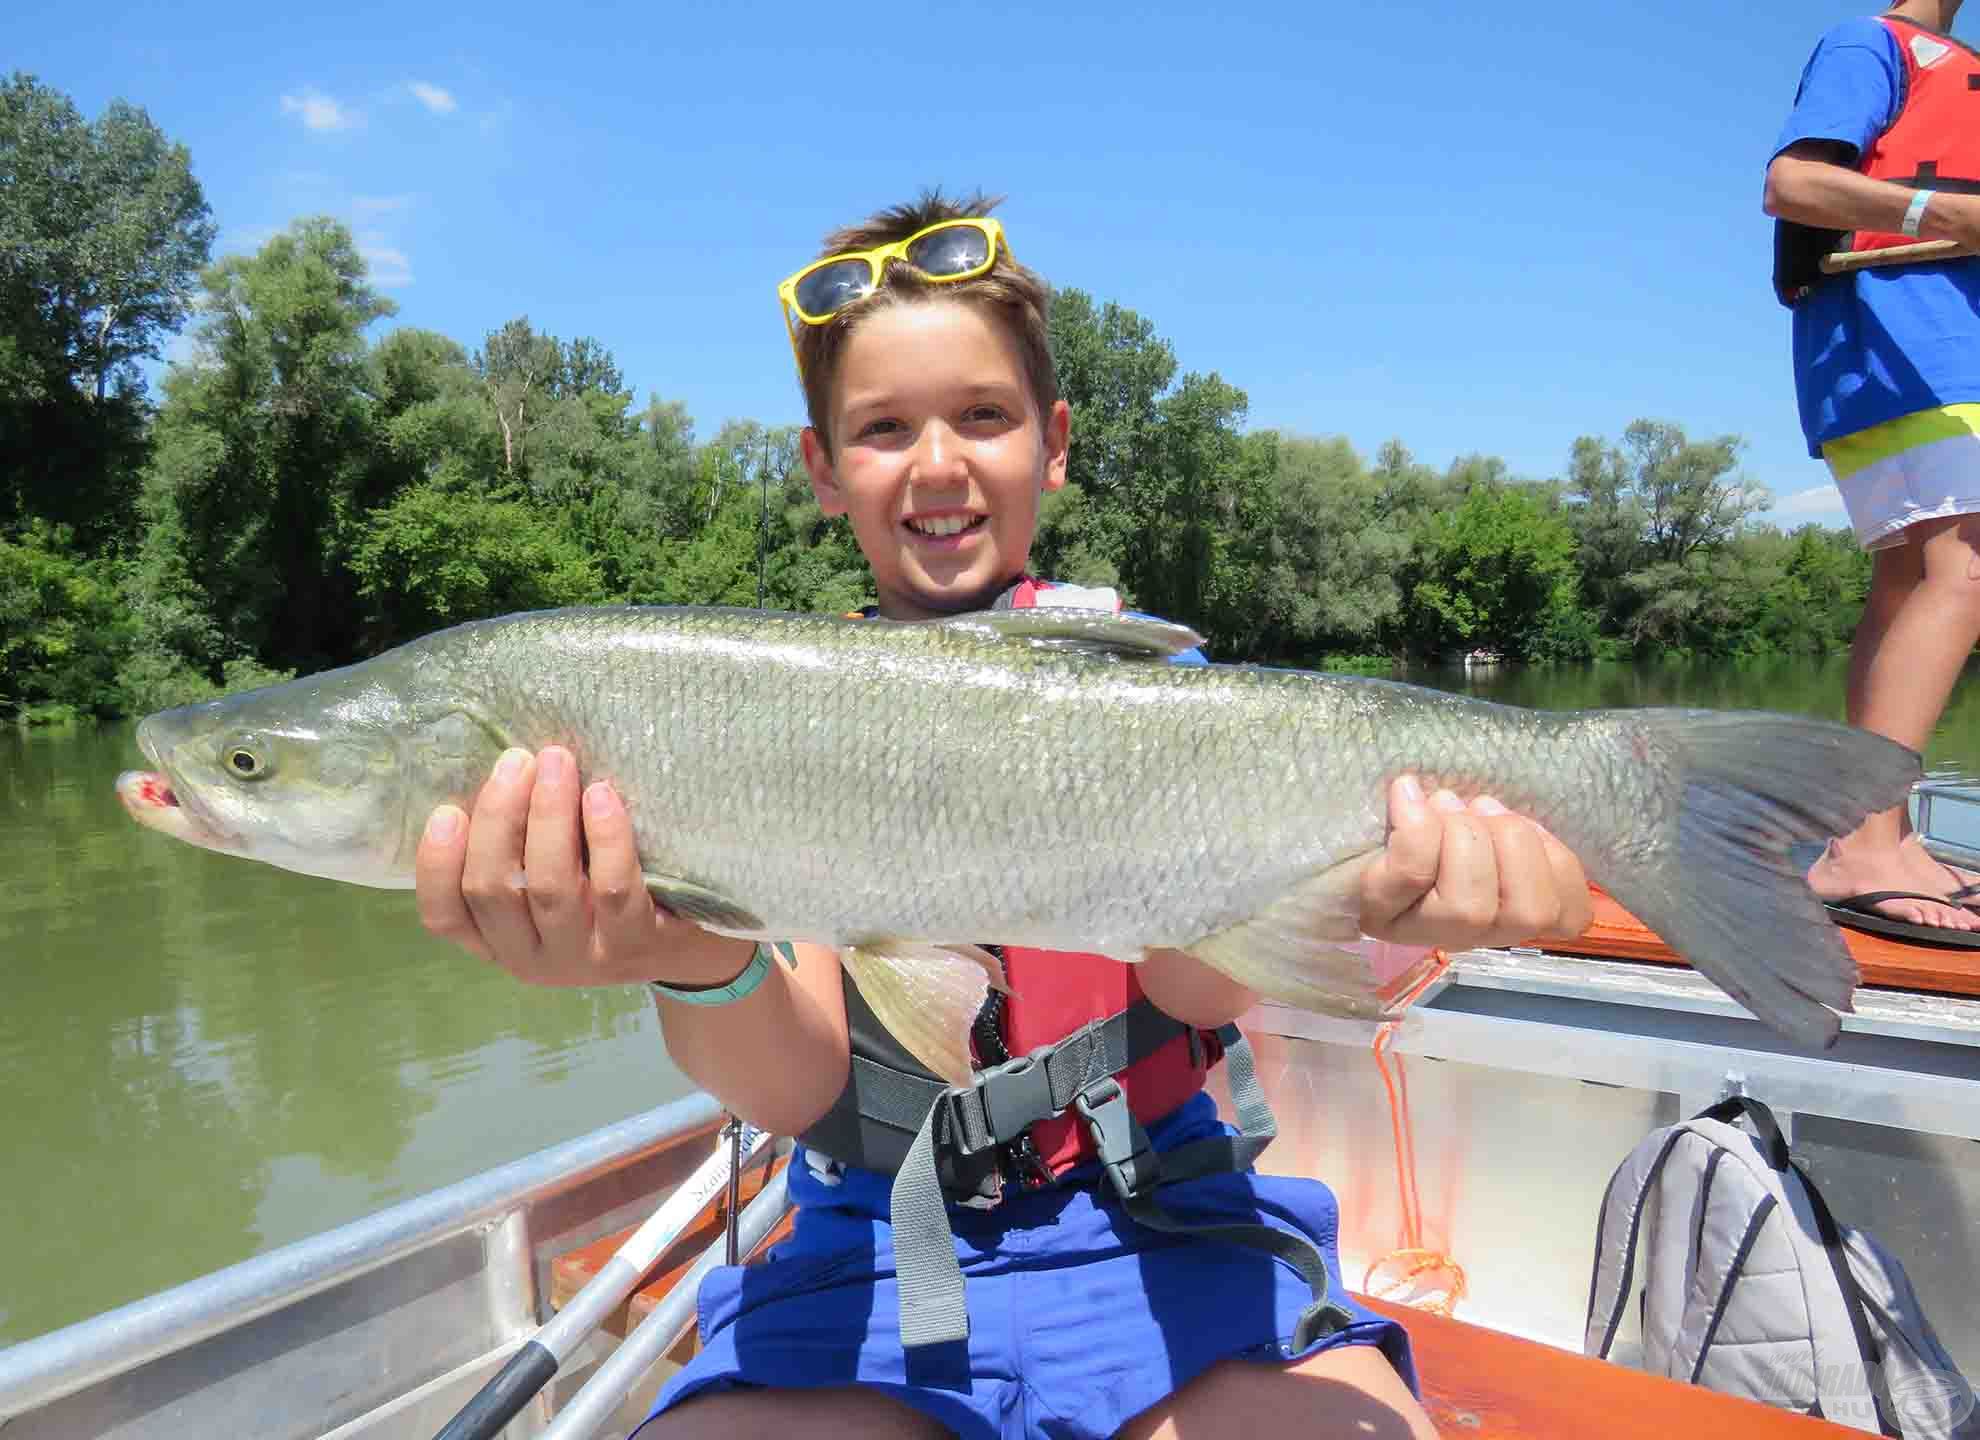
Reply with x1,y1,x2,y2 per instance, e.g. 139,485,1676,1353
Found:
1901,188,1932,238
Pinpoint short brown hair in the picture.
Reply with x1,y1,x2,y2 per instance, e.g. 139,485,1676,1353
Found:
792,189,1059,452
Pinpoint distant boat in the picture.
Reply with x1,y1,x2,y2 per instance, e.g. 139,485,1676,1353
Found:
1462,648,1505,668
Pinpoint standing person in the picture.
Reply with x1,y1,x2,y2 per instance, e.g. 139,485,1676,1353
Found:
1768,0,1980,944
416,192,1595,1439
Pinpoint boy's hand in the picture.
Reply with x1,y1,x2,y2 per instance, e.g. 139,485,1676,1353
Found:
414,746,756,987
1358,775,1593,951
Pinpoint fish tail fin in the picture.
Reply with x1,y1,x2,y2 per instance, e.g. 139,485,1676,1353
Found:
1571,710,1920,1050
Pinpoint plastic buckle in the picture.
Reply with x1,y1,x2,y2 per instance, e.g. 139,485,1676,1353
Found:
944,1047,1060,1157
976,1051,1061,1145
1073,1076,1158,1203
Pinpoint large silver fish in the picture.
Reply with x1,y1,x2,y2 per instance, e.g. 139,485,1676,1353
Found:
117,606,1918,1075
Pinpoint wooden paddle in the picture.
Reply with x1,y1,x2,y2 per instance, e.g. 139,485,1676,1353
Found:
1820,237,1974,274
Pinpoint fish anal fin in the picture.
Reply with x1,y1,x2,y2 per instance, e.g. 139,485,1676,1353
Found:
642,874,764,933
840,940,1007,1087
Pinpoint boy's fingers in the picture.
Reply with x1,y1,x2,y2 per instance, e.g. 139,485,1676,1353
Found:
460,749,544,969
414,805,488,960
1425,804,1500,939
1473,809,1559,945
1540,829,1595,937
521,747,591,964
1359,776,1443,927
583,782,668,970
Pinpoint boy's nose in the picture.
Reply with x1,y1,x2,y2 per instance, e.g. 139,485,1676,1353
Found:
908,421,967,482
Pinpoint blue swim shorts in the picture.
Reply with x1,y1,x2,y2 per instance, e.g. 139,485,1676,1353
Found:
638,1091,1415,1440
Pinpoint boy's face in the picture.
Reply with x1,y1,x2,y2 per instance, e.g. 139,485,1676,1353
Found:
801,299,1069,620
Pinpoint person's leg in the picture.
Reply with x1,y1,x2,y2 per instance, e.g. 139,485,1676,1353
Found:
1114,1342,1436,1440
1809,513,1980,927
646,1385,953,1439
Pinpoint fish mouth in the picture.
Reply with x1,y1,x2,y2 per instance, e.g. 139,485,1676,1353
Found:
116,768,223,847
118,723,234,850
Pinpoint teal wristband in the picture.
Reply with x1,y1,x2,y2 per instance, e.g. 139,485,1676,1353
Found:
649,942,794,1006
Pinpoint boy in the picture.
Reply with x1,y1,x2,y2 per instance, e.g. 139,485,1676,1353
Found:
416,193,1594,1439
1766,0,1980,942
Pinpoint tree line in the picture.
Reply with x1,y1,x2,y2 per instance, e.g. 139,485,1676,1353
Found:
1,73,1870,724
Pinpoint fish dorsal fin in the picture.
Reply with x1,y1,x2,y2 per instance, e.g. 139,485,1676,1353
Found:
936,608,1204,661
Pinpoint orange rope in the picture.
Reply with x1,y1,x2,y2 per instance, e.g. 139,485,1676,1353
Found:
1363,950,1467,1318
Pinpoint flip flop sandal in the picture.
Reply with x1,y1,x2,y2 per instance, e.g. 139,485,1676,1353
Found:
1824,891,1980,949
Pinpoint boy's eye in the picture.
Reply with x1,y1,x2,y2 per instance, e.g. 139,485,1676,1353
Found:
963,404,1010,424
855,417,904,440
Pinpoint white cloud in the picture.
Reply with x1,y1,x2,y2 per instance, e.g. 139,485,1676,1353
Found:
280,88,359,133
358,232,413,288
1773,482,1848,519
352,193,415,216
218,222,281,256
409,81,457,115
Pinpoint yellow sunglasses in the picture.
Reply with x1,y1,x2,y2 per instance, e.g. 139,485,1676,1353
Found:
775,217,1011,379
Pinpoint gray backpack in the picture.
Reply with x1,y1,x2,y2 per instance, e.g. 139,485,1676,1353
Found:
1585,1096,1977,1438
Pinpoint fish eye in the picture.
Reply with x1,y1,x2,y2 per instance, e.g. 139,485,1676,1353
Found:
224,741,270,780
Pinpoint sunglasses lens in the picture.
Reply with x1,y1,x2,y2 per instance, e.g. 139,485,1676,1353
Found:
905,224,992,278
793,259,875,320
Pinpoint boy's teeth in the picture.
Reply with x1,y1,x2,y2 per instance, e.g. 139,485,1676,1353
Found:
911,515,975,537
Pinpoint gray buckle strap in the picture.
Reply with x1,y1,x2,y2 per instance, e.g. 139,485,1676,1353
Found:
1083,1027,1353,1353
1073,1076,1161,1202
892,1101,971,1348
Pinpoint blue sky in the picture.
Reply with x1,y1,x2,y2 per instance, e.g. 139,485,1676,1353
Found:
13,0,1902,526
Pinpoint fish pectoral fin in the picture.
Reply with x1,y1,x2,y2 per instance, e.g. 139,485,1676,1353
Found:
936,609,1204,661
840,940,1008,1087
641,874,764,933
1185,854,1432,1020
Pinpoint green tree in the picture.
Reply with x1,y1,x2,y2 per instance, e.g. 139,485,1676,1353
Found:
0,521,131,720
351,484,607,642
1217,432,1409,662
133,217,394,675
0,73,212,544
1402,483,1586,660
0,73,213,399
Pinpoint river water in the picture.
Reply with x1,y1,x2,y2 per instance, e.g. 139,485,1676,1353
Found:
5,654,1980,1345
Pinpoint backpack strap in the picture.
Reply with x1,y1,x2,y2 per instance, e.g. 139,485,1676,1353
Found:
1584,1123,1691,1358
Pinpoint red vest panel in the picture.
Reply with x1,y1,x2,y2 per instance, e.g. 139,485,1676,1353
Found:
999,945,1220,1174
1849,17,1980,253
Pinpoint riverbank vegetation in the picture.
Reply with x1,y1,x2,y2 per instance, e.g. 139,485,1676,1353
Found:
2,74,1870,723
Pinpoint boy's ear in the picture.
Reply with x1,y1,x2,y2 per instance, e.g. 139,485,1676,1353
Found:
801,427,845,515
1042,400,1071,494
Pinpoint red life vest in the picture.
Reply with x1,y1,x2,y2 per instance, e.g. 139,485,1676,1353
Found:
1846,16,1980,255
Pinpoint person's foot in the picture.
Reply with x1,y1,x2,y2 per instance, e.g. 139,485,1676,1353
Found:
1806,837,1980,931
1908,834,1980,904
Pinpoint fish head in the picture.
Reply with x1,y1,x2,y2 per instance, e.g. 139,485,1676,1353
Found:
115,660,485,888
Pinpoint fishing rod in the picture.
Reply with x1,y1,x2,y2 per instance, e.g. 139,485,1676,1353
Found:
1820,237,1975,274
430,1122,773,1440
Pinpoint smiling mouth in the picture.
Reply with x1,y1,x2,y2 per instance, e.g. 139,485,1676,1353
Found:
905,514,985,539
